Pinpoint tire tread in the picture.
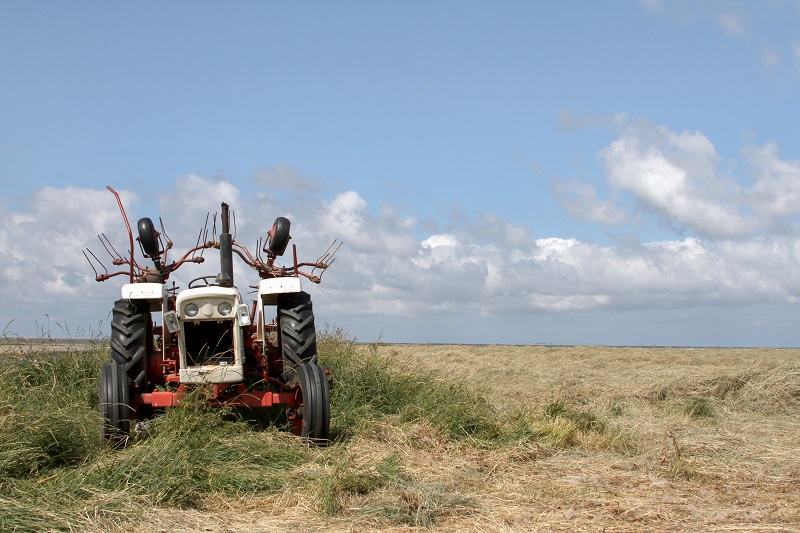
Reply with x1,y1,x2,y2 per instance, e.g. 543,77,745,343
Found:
278,292,318,372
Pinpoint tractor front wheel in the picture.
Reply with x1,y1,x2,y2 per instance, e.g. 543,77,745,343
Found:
288,362,330,445
100,362,131,446
110,299,149,390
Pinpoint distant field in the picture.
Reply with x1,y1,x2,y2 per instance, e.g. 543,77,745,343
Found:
0,337,101,356
1,340,798,531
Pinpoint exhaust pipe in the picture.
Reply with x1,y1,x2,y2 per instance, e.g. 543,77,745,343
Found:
217,203,233,288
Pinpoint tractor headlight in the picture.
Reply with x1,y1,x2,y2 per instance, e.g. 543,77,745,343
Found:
184,303,199,318
218,302,232,316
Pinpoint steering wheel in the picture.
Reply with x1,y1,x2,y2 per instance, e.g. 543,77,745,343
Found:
188,275,217,289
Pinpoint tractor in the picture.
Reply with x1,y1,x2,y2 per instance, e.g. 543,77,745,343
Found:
86,186,339,446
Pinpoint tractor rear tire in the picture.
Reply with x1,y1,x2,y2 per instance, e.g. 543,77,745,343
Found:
278,292,317,375
289,362,330,444
110,299,149,390
100,362,131,446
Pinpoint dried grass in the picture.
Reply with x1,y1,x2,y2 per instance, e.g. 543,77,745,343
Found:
360,344,800,531
142,343,798,531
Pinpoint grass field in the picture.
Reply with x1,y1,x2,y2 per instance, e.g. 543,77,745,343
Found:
1,335,798,531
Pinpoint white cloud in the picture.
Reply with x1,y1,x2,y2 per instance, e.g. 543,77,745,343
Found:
158,174,241,227
558,117,800,241
569,117,757,238
4,149,800,343
317,190,418,256
743,142,800,218
602,138,752,237
318,199,800,319
324,191,367,236
421,233,459,249
0,186,136,328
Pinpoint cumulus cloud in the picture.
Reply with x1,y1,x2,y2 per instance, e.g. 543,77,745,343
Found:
158,174,241,225
306,171,800,322
4,135,800,342
556,116,800,240
0,186,138,333
318,191,417,255
744,142,800,219
599,118,757,238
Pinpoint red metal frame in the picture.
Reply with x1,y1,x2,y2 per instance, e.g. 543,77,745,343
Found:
106,186,135,283
137,389,297,409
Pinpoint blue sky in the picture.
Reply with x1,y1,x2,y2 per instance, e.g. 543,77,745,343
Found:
2,1,800,346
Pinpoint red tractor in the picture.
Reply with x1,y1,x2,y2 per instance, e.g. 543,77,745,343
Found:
87,187,339,446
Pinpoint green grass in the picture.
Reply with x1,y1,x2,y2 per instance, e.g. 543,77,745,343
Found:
0,348,104,478
319,333,501,442
0,346,310,531
0,333,617,531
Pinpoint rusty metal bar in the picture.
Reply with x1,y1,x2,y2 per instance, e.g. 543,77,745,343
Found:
106,186,135,283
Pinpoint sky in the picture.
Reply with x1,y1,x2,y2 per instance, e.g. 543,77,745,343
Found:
2,1,800,346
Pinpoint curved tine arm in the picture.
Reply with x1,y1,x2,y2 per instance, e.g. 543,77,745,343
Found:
232,247,259,268
232,240,258,265
312,257,336,281
231,246,274,278
129,252,149,271
159,217,173,265
294,261,324,269
93,269,135,282
106,186,135,283
162,241,215,273
296,270,322,284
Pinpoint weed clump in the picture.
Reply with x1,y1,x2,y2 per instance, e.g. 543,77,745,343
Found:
680,396,715,418
528,400,607,447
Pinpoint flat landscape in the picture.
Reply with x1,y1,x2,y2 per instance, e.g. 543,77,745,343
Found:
371,344,800,531
1,338,798,531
